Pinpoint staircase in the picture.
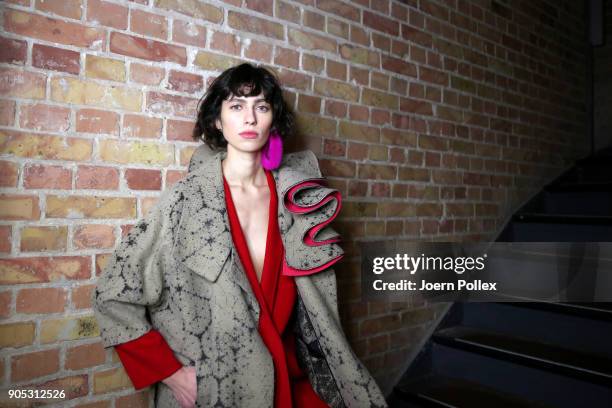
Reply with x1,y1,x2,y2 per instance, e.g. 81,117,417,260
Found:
388,147,612,407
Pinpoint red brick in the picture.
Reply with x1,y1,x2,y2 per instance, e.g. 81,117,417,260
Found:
400,98,433,115
78,401,111,408
350,25,369,46
0,35,27,65
35,374,88,400
0,226,11,254
211,31,241,55
348,142,368,160
16,288,67,314
110,32,187,65
372,33,391,52
76,166,119,190
130,63,165,85
349,105,369,122
0,194,40,220
298,94,321,114
0,100,15,126
0,67,46,99
323,139,346,157
123,114,163,139
66,342,106,370
167,119,196,142
277,1,301,23
371,182,391,197
72,284,96,309
0,161,18,187
326,60,347,81
32,44,81,74
0,256,90,285
74,224,116,249
420,66,449,86
130,9,168,39
116,390,151,408
245,0,273,15
372,109,391,126
36,0,83,19
167,70,204,93
86,0,128,29
228,11,284,40
317,0,360,22
244,39,273,62
274,47,299,69
157,0,222,22
19,103,71,132
303,54,325,74
146,91,198,118
125,169,162,190
4,9,105,49
11,349,60,382
76,109,120,135
304,10,325,31
166,170,188,187
363,11,399,36
0,292,11,321
382,55,417,77
24,164,72,189
325,101,347,118
172,20,207,47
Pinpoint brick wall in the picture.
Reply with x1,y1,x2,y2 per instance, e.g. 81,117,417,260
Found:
0,0,588,405
595,0,612,150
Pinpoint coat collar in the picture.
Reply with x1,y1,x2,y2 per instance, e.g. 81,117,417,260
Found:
173,146,326,285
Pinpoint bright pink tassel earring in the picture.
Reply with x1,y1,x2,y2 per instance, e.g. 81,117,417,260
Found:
261,129,283,170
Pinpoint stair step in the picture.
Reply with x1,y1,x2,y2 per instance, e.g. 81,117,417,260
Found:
514,212,612,224
429,342,612,407
504,220,612,241
458,302,612,358
433,326,612,387
521,190,612,216
498,299,612,321
394,375,552,408
549,181,612,192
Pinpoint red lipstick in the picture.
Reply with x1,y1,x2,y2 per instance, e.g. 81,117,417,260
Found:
239,131,258,139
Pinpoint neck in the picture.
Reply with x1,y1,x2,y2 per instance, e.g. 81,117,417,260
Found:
222,146,266,187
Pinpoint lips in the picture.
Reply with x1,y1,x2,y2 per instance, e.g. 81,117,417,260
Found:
239,131,258,139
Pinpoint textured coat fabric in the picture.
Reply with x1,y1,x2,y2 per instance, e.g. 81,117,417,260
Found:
93,146,387,408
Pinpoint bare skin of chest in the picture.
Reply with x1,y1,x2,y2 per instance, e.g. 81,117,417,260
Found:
228,185,270,282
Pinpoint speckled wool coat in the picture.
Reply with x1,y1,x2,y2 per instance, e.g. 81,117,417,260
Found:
93,146,387,408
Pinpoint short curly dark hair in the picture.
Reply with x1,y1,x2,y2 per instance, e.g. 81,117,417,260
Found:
192,63,295,149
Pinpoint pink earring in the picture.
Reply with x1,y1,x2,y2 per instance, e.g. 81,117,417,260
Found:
261,129,283,170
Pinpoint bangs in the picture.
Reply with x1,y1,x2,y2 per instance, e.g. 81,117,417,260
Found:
224,65,274,101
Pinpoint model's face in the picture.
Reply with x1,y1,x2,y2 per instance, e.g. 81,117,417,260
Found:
215,92,273,153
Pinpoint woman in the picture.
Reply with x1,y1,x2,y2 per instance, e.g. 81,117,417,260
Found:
94,63,387,408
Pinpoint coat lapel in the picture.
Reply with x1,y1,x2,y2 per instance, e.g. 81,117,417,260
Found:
176,146,342,299
172,151,252,298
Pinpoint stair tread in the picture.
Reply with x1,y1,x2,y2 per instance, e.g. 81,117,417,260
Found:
513,212,612,223
395,375,551,408
491,297,612,320
434,326,612,377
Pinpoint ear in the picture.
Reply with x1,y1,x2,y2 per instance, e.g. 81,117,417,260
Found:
215,118,222,131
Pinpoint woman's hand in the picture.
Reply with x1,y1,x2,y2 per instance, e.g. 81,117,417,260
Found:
162,366,197,408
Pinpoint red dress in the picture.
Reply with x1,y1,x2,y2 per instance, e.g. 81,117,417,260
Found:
115,170,328,408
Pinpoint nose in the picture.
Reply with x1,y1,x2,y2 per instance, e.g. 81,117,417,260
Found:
243,107,257,125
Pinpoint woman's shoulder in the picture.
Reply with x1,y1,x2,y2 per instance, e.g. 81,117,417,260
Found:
280,149,322,178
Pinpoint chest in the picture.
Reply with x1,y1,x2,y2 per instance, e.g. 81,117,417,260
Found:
228,187,271,281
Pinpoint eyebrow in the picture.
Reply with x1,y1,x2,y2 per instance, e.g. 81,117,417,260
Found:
227,97,269,104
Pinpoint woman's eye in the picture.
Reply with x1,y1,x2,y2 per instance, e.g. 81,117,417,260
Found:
258,105,270,112
230,105,242,110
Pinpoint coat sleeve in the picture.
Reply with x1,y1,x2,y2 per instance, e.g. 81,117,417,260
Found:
93,185,184,349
